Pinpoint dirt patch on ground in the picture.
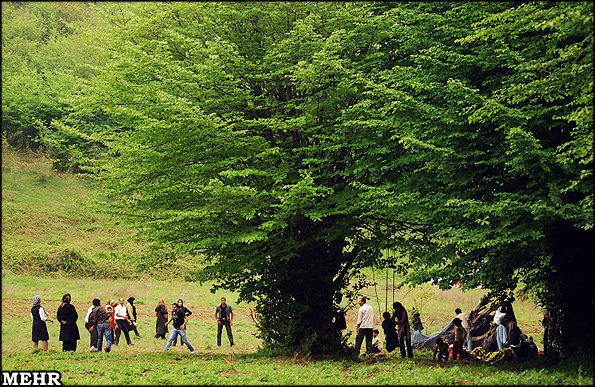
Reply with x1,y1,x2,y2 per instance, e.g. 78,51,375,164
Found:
218,368,250,377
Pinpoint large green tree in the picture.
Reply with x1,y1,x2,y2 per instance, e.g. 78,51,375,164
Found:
348,2,593,359
80,2,394,355
72,1,592,358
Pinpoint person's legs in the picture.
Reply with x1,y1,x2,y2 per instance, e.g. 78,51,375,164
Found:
164,328,179,351
178,329,194,353
115,323,122,345
364,329,373,353
33,341,39,351
97,324,105,352
406,337,413,358
224,321,234,346
466,328,473,351
132,324,140,337
398,335,406,358
217,322,224,346
354,330,365,354
90,326,98,350
452,340,461,360
105,325,113,351
122,324,132,345
42,341,49,352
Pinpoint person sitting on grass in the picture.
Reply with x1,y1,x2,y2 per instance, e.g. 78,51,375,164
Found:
371,329,382,353
433,337,449,361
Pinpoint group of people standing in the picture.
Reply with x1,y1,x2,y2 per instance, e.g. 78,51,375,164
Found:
30,294,81,352
354,297,414,358
31,294,235,354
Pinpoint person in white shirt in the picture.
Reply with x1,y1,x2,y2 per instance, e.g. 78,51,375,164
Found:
354,297,374,355
114,298,133,345
85,298,100,352
31,295,54,352
455,308,472,351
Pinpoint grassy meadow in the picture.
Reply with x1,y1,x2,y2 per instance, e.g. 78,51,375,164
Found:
2,147,593,384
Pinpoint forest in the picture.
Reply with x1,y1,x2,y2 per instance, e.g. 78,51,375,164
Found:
2,0,593,365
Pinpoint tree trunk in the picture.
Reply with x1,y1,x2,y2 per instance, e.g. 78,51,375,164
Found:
546,221,594,359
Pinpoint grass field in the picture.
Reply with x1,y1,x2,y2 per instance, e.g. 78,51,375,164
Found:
2,274,593,385
2,146,593,384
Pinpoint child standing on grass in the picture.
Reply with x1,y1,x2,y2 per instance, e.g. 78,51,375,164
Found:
371,329,382,353
452,317,467,360
31,295,54,352
381,311,398,353
433,337,449,361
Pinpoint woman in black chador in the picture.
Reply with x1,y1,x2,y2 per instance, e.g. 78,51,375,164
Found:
57,293,80,351
155,299,168,339
31,295,54,351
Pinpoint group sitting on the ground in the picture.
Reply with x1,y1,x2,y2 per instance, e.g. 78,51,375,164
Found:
350,295,537,364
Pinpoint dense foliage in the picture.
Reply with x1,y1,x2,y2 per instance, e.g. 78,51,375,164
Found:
347,2,593,358
1,1,104,171
2,2,592,358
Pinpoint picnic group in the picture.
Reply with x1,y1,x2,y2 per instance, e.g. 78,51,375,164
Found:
30,293,537,364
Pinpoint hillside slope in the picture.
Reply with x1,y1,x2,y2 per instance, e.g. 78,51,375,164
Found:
1,145,198,279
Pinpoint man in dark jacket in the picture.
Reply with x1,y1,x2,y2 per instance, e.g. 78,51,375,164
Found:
85,298,101,352
89,299,112,353
215,297,234,346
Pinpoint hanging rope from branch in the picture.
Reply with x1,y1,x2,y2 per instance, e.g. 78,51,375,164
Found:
372,267,382,320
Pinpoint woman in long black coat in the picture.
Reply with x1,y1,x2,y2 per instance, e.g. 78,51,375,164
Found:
154,299,168,339
57,293,80,351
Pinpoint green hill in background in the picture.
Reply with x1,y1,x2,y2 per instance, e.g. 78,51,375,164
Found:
1,143,198,279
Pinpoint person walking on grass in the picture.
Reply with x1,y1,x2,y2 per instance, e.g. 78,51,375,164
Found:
354,297,374,355
57,293,80,352
155,299,168,339
85,298,101,352
31,295,53,352
172,298,192,346
215,297,234,346
126,297,140,337
114,298,134,346
89,298,112,353
392,301,413,358
164,303,195,354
